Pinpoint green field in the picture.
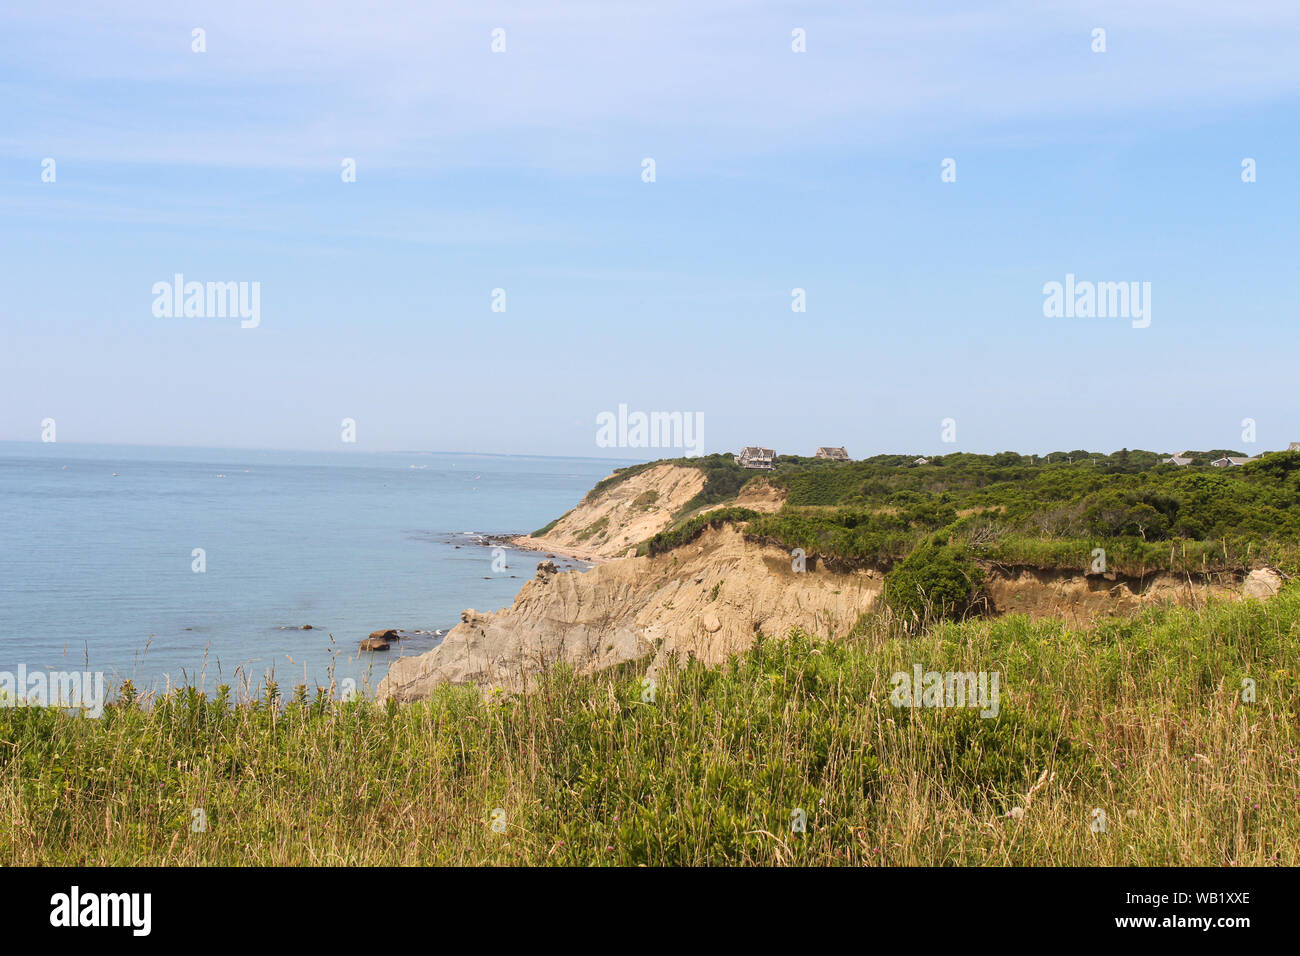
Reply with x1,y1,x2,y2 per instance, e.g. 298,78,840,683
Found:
642,451,1300,578
4,586,1295,866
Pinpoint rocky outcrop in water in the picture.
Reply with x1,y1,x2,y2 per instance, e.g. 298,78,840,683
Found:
361,628,401,651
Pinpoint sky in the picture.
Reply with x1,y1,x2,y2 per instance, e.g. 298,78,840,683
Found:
1,0,1297,458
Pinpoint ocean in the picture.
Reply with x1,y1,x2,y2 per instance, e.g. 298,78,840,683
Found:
0,443,634,698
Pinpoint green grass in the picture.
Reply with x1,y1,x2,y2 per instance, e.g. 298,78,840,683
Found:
4,588,1298,865
644,506,761,556
631,490,659,509
530,510,569,538
574,515,609,542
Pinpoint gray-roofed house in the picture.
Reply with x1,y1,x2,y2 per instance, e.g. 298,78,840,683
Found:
815,446,850,461
735,447,777,470
1162,453,1194,466
1210,456,1256,467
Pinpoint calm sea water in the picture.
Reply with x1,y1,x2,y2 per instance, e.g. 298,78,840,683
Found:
0,443,632,697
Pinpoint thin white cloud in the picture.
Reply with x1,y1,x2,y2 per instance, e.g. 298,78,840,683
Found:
2,1,1296,171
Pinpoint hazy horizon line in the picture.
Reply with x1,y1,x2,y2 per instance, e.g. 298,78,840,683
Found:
0,438,1271,461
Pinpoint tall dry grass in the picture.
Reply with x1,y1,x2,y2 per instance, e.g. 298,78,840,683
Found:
2,588,1296,865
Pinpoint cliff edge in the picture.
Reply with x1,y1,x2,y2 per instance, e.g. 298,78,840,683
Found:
376,525,879,701
515,462,707,560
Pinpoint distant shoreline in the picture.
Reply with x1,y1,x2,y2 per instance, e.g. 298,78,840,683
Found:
0,439,648,466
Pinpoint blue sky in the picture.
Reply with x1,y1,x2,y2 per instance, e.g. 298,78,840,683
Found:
1,1,1297,458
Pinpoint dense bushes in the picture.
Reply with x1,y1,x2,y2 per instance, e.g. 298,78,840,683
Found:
768,451,1300,530
882,543,985,628
677,454,751,513
645,507,761,556
750,451,1300,573
744,499,955,564
607,450,1300,574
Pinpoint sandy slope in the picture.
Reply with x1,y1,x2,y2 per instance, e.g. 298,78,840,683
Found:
377,525,881,700
709,476,786,514
515,462,706,560
377,535,1261,702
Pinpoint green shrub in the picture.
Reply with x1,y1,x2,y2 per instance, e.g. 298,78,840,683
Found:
883,543,984,629
575,515,609,542
677,455,751,513
531,510,569,537
645,507,760,556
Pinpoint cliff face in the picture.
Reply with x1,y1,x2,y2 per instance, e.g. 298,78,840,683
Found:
376,460,1277,703
377,528,1256,702
983,566,1240,623
715,476,786,513
520,463,706,560
377,525,881,701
